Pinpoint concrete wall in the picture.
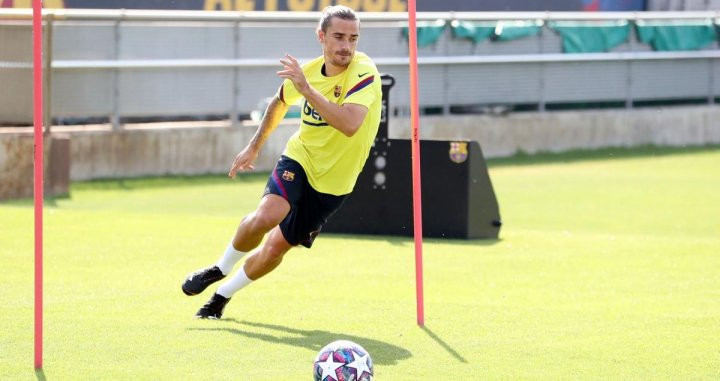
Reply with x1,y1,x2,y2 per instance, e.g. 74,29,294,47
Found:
0,133,35,200
0,133,69,200
65,121,298,181
390,106,720,158
60,105,720,179
2,105,720,199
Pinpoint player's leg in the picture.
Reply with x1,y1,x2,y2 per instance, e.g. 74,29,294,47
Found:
195,227,293,319
203,180,346,303
182,157,298,297
242,226,294,280
181,194,290,296
231,194,290,252
193,190,345,319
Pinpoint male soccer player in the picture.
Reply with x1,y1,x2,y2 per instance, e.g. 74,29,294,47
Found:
182,5,382,319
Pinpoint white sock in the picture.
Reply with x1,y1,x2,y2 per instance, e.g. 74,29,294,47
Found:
216,240,245,276
216,266,253,298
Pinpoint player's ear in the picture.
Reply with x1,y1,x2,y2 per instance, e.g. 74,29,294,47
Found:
317,28,324,43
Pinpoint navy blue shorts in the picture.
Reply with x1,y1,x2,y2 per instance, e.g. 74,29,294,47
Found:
263,156,347,248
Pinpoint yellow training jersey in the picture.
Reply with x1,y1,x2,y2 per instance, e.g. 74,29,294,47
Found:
277,51,382,196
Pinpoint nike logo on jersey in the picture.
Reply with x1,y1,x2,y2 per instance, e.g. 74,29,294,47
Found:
358,72,369,78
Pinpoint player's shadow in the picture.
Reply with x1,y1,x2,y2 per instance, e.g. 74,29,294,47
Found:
189,319,412,365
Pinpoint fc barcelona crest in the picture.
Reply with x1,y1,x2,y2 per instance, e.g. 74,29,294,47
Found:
282,170,295,181
449,142,468,163
334,85,342,98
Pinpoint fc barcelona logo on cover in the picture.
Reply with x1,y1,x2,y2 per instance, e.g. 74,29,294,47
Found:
282,170,295,181
449,142,468,163
334,85,342,98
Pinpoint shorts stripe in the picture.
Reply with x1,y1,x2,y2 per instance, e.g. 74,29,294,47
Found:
272,169,289,200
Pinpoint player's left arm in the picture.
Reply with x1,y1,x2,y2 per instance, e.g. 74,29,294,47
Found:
278,54,368,137
302,89,368,137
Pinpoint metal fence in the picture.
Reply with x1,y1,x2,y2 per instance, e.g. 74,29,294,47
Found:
1,9,719,129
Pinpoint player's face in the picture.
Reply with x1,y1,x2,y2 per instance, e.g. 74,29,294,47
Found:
319,18,359,69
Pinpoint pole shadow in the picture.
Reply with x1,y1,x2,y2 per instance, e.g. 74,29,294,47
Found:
188,319,412,366
35,368,46,381
420,326,468,363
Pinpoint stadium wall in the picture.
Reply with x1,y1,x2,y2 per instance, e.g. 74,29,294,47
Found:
2,105,719,199
0,133,70,200
391,106,720,157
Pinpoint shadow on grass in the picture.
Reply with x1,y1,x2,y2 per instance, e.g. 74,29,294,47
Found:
71,172,268,191
0,172,265,207
0,193,70,208
487,144,720,168
324,233,501,247
189,319,412,365
420,326,467,363
35,368,46,381
423,237,501,247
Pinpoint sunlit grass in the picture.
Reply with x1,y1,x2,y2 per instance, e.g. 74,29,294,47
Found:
2,145,719,380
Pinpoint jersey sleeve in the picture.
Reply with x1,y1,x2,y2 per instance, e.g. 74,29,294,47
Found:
277,79,303,106
341,65,379,109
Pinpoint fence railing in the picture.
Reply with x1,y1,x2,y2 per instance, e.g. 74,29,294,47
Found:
1,9,719,130
2,8,718,21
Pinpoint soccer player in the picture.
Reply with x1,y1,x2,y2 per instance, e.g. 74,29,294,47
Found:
182,5,382,319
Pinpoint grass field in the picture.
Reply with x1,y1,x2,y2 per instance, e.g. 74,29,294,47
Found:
2,145,719,380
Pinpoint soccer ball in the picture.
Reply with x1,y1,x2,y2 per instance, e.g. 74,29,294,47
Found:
313,340,374,381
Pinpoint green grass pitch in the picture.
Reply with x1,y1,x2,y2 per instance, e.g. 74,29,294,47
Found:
1,146,719,379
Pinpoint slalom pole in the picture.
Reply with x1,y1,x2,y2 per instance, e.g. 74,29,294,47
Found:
407,0,425,326
33,0,44,370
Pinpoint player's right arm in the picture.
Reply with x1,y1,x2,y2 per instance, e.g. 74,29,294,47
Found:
228,96,289,178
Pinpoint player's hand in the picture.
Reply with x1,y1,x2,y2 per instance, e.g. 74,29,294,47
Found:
277,54,309,94
228,146,258,178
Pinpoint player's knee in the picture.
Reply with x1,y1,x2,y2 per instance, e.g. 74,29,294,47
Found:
263,246,287,262
246,211,281,234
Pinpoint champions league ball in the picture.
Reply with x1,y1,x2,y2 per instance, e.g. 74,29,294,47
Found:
313,340,374,381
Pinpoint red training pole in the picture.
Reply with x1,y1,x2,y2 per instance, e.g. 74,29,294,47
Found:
33,0,44,370
407,0,424,327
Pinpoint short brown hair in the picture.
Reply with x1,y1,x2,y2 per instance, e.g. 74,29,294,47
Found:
318,5,358,33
